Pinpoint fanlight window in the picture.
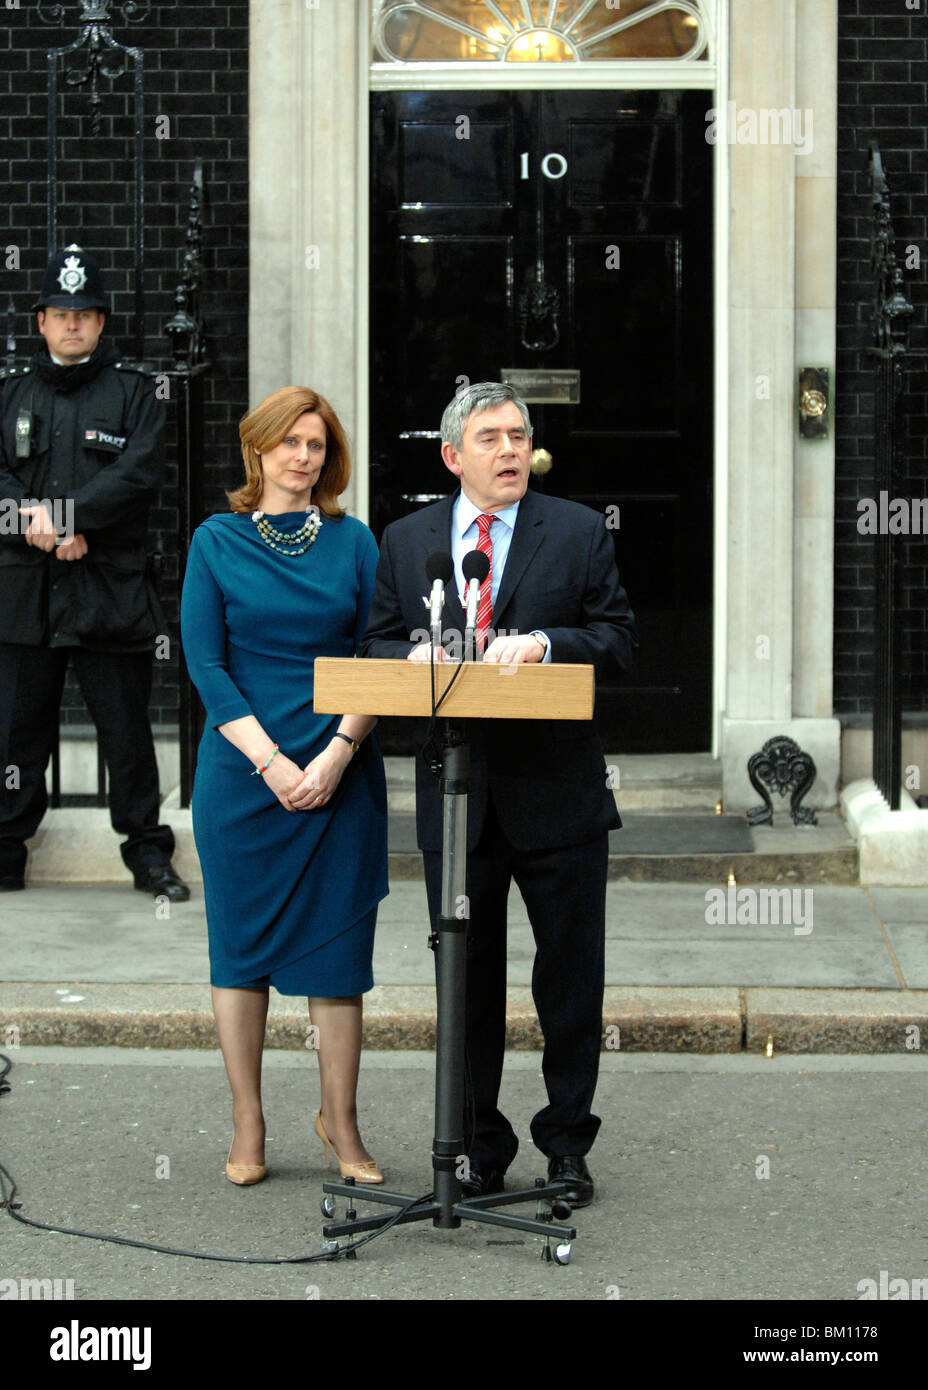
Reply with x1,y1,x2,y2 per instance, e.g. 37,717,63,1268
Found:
373,0,710,64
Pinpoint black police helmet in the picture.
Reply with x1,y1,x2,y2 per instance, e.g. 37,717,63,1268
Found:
32,244,108,313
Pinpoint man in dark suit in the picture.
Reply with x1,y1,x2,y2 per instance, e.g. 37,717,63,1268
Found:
361,382,636,1206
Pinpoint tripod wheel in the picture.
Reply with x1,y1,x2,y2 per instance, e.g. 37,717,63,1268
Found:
554,1242,572,1265
321,1195,336,1219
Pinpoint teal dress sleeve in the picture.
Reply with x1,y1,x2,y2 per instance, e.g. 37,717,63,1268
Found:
180,526,254,728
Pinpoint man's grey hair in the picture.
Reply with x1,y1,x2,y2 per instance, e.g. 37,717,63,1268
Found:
440,382,533,451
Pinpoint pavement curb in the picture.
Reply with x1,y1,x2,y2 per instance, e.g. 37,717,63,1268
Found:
3,983,926,1054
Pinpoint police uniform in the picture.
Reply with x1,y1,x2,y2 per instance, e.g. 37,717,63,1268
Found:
0,246,188,897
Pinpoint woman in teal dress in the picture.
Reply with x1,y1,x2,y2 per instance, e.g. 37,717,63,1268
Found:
180,385,388,1186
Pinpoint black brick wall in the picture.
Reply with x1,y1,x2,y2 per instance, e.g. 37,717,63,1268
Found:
0,1,249,733
837,0,928,716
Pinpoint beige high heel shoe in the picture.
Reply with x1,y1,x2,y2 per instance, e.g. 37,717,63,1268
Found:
314,1110,382,1184
225,1143,267,1186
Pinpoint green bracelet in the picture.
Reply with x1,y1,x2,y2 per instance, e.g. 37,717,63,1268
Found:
252,744,280,776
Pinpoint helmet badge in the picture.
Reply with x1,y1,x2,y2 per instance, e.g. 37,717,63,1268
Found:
57,254,88,297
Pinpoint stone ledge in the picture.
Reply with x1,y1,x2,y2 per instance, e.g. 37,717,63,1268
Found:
601,849,858,885
23,812,860,885
840,778,928,886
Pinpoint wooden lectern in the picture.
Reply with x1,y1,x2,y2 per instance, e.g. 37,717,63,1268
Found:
314,656,594,722
312,656,595,1260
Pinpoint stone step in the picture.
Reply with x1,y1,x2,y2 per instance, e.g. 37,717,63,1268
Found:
23,807,858,886
53,741,722,811
382,752,723,812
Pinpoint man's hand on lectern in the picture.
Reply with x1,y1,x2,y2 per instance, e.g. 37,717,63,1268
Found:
483,633,546,665
407,643,449,663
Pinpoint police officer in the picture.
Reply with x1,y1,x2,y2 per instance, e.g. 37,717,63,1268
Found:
0,245,189,900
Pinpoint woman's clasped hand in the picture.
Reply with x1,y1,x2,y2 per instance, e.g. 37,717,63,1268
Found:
262,738,354,811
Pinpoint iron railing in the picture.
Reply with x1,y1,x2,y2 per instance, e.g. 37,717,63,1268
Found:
26,1,209,809
867,141,913,810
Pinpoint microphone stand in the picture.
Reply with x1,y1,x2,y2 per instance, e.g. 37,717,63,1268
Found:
320,635,576,1262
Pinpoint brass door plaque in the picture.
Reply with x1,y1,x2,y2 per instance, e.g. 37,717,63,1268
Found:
501,368,580,404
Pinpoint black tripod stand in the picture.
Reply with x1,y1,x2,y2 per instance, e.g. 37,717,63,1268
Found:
320,717,576,1261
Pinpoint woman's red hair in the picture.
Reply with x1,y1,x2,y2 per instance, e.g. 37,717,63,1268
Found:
227,385,349,518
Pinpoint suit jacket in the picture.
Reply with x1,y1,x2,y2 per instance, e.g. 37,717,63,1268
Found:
360,488,637,853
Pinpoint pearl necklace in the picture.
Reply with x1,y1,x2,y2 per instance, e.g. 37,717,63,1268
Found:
251,506,321,556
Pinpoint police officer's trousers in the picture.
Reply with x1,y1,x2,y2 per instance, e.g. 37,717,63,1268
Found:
0,643,175,879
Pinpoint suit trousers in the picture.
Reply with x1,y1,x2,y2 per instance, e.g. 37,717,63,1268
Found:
423,794,607,1170
0,643,174,878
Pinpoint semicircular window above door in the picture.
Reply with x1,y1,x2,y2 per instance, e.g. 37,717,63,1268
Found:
372,0,711,65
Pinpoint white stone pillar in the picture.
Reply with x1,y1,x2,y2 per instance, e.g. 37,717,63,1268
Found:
794,0,838,722
721,0,840,810
249,0,365,514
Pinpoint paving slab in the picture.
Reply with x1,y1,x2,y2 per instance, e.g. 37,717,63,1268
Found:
2,880,910,988
878,926,928,990
867,886,928,923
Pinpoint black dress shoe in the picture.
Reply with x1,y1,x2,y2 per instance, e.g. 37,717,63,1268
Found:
0,874,25,891
547,1155,594,1209
133,865,191,902
461,1162,506,1199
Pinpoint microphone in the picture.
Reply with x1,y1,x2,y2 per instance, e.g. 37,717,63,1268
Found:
462,548,490,660
425,551,454,649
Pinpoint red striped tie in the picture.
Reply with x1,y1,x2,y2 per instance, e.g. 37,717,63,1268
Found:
475,513,494,653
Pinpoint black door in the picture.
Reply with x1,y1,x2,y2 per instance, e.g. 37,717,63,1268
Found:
370,89,713,752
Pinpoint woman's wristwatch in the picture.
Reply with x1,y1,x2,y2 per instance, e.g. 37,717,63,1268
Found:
332,732,360,755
